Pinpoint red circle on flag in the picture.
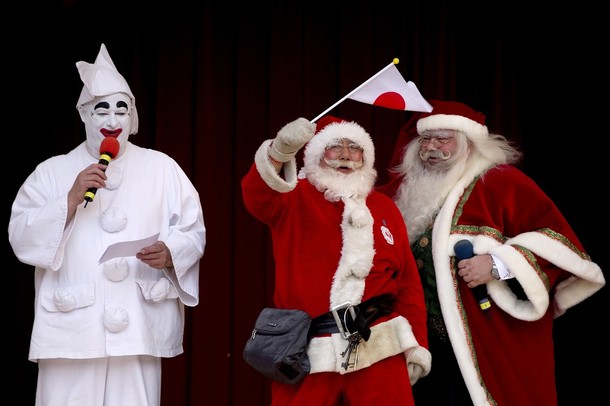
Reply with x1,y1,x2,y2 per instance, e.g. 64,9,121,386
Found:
374,92,406,110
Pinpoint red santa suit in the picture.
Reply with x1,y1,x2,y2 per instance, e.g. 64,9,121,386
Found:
242,117,430,405
377,101,605,406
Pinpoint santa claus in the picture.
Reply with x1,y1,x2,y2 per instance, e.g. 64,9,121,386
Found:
377,100,605,406
242,115,430,405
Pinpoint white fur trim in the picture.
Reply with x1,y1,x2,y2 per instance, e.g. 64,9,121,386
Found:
504,232,605,317
307,316,427,374
329,196,374,307
430,170,494,405
254,139,298,193
449,234,549,321
449,232,606,319
417,114,488,140
303,121,375,172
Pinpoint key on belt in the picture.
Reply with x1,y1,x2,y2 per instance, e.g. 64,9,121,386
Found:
332,302,364,370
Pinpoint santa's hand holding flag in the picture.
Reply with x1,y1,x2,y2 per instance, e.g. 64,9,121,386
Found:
312,58,432,123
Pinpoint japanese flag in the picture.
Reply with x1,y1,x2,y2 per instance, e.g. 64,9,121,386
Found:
348,62,432,113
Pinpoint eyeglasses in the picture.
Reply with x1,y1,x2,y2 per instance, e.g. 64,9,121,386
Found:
326,141,363,154
417,136,454,147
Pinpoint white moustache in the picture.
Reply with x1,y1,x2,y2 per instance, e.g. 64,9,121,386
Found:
323,158,364,170
420,149,452,161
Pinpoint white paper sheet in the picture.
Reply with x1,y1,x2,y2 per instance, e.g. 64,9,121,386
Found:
98,233,160,264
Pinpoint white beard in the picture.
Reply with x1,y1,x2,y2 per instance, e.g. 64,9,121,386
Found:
394,144,470,243
306,165,377,202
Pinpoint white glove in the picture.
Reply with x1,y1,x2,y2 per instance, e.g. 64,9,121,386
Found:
408,362,425,385
405,346,431,385
268,117,316,162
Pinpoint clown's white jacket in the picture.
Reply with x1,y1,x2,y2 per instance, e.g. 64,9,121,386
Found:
9,141,205,361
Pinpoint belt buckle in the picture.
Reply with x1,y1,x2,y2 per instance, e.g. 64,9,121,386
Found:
331,302,358,339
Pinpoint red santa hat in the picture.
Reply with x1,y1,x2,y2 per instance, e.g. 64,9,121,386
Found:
75,43,139,135
303,115,375,172
377,100,488,198
417,100,488,140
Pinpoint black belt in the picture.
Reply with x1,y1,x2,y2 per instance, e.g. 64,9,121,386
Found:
309,294,394,341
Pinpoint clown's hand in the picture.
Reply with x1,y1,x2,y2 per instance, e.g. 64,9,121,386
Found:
269,117,316,163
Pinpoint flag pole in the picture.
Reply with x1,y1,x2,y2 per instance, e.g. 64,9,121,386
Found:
311,58,400,123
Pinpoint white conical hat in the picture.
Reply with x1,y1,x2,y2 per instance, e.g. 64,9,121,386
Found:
75,44,139,134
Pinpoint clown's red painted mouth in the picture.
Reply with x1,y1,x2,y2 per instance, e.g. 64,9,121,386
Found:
101,128,122,138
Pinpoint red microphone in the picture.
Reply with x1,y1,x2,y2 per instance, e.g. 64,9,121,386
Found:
84,137,120,207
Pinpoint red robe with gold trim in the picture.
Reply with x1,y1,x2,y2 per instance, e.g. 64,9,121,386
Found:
379,163,605,406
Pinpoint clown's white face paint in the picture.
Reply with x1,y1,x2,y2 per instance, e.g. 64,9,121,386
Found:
79,92,132,159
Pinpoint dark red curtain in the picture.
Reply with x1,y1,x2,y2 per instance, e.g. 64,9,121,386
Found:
9,2,607,405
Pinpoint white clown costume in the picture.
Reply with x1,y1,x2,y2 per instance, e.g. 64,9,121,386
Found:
9,44,206,405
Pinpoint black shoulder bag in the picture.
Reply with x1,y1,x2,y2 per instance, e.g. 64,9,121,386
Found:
243,308,312,384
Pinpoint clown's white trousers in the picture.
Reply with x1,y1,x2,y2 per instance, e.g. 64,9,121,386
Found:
36,355,161,406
